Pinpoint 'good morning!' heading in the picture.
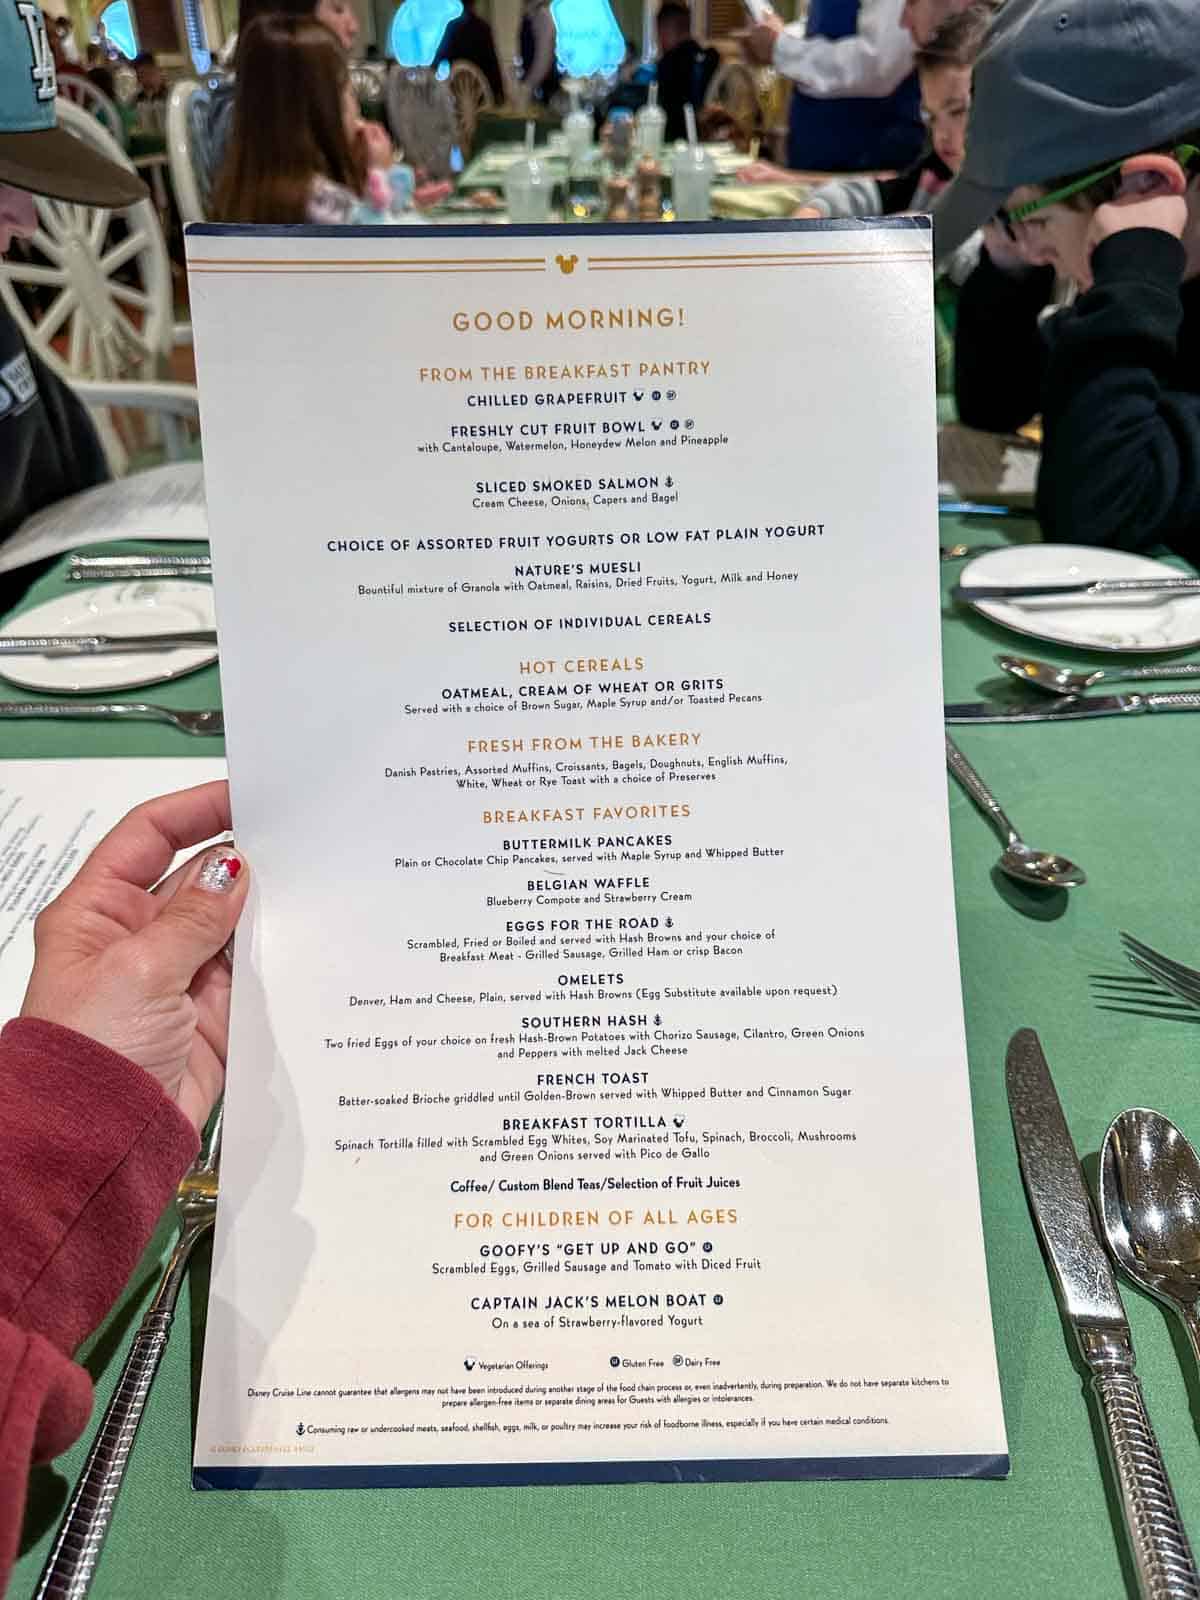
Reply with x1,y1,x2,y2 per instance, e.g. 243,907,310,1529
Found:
452,306,687,334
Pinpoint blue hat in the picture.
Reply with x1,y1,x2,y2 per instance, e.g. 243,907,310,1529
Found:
933,0,1200,259
0,0,146,205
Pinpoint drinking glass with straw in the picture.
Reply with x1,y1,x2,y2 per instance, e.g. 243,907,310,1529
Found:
504,121,553,222
636,83,666,160
672,105,714,221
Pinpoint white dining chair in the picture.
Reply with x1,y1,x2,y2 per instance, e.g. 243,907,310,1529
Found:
56,72,126,146
73,378,201,474
165,77,207,225
0,98,188,391
449,61,494,158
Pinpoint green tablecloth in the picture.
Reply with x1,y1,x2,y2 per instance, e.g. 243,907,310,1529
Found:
11,519,1200,1598
1,542,223,760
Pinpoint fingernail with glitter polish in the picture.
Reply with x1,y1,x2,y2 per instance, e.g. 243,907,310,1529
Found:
197,850,245,893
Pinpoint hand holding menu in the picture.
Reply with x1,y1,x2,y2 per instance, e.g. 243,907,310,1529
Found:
186,220,1006,1487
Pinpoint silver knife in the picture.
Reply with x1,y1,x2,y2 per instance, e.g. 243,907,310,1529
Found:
1006,1029,1200,1600
946,692,1200,723
68,554,212,572
0,632,217,655
955,577,1200,601
66,568,213,583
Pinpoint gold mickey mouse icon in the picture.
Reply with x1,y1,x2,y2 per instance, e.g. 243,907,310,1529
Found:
555,253,579,275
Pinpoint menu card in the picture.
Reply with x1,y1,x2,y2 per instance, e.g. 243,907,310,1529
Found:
0,759,226,1019
186,220,1007,1488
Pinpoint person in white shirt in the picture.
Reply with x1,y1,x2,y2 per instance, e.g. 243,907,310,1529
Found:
744,0,923,173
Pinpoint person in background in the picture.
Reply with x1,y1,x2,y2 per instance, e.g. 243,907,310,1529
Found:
52,14,80,63
594,37,655,126
653,2,719,145
899,0,978,45
744,0,921,174
0,3,145,614
937,0,1200,557
214,14,432,223
518,0,559,107
433,0,505,104
84,42,117,102
190,0,360,212
133,50,167,103
792,1,997,281
0,782,250,1597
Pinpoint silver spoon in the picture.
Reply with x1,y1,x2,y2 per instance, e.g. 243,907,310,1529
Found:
939,542,1010,561
996,652,1200,697
945,734,1086,889
1101,1108,1200,1365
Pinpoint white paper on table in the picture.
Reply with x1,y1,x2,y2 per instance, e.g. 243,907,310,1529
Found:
0,462,207,576
0,759,226,1021
937,422,1037,507
186,218,1007,1490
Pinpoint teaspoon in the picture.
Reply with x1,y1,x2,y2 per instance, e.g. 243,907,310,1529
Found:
1101,1108,1200,1366
996,652,1200,697
945,735,1086,889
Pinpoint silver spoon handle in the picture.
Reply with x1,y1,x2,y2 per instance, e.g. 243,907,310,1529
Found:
0,701,153,721
945,735,1019,848
1146,692,1200,713
34,1224,206,1599
1091,1366,1200,1599
1115,663,1200,682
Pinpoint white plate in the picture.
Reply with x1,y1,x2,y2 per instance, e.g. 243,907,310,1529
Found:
0,581,217,693
957,544,1200,654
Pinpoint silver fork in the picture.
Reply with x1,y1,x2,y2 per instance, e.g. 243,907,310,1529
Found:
35,1107,223,1600
1120,932,1200,1012
0,702,223,736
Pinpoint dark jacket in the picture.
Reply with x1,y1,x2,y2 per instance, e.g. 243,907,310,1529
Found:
656,39,719,143
0,305,108,614
954,229,1200,560
434,9,505,104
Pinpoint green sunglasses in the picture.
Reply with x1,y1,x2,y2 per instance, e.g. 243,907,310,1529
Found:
1005,142,1199,224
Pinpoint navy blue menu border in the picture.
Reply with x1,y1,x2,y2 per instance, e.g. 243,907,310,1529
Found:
195,1451,1008,1490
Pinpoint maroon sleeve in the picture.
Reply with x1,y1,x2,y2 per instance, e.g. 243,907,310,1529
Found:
0,1018,198,1592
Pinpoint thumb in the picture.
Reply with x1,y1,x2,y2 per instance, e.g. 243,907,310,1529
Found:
131,847,250,992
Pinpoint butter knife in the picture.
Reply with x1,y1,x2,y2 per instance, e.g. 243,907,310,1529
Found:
946,692,1200,724
1006,1029,1200,1600
68,554,212,575
0,632,217,655
955,577,1200,602
66,568,213,583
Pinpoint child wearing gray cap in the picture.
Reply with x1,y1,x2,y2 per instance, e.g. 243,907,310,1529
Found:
934,0,1200,561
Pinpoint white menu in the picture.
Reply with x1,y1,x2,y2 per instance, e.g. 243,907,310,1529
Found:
186,220,1007,1488
0,760,226,1021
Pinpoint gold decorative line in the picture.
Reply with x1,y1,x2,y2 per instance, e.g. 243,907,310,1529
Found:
588,257,929,270
588,250,928,263
188,256,547,267
189,265,546,276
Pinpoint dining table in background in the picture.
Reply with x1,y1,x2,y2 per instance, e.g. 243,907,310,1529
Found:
8,513,1200,1598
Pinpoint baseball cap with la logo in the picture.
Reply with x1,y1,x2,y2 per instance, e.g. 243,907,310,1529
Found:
0,0,146,206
